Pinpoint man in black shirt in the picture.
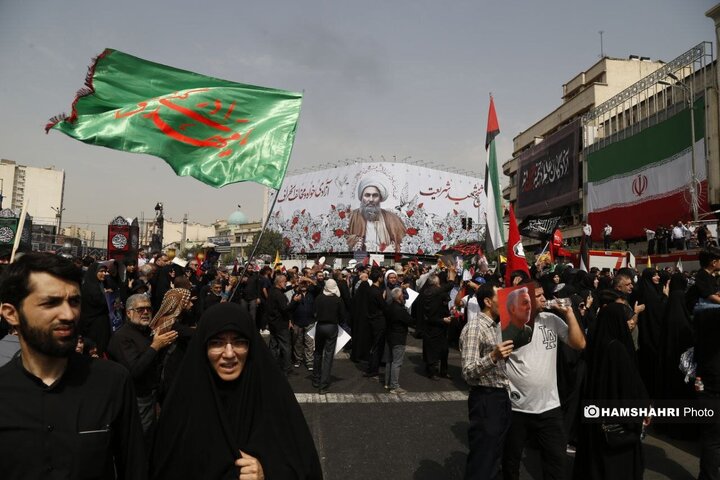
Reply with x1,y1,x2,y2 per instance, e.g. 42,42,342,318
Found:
242,270,261,327
688,248,720,312
107,293,177,439
0,253,147,480
363,270,387,378
266,274,301,374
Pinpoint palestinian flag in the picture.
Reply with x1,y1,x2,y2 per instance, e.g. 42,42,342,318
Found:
587,98,706,239
484,96,505,251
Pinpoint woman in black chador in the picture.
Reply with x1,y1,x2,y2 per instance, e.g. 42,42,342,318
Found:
78,262,112,355
151,303,323,480
573,303,649,480
635,268,668,399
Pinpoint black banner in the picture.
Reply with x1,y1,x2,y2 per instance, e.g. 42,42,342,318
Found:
516,121,580,218
518,209,569,240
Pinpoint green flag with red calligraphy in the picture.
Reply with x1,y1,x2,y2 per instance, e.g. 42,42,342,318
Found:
47,49,303,189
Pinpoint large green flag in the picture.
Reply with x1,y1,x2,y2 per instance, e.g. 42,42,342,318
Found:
47,49,303,189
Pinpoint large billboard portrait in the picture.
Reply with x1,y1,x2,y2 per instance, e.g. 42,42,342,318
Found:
267,162,485,255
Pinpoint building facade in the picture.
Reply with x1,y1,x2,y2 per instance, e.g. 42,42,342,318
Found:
61,225,98,247
0,159,65,228
503,41,718,245
213,210,263,260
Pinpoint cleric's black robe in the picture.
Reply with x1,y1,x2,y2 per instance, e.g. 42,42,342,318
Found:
350,281,372,363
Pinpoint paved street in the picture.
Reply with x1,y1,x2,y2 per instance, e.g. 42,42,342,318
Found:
286,333,702,480
0,332,703,479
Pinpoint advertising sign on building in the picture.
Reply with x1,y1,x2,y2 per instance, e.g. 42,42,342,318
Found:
516,121,580,218
267,162,485,255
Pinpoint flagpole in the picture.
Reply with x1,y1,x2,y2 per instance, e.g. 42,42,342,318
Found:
10,200,29,263
228,188,281,303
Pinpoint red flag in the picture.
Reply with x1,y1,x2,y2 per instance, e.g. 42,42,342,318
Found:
505,205,530,286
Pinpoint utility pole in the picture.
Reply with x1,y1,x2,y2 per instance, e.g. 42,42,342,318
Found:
181,213,188,252
51,206,66,243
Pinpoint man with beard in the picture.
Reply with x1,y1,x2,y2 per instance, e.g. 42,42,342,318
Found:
384,269,408,305
107,294,178,439
613,271,644,349
347,179,406,252
0,253,146,480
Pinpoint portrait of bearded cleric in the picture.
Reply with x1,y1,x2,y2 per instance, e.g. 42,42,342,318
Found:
347,178,406,252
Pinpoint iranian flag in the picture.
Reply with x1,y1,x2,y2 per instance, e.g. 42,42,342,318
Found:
587,99,706,240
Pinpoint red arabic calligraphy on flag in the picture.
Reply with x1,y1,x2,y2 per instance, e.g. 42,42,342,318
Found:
114,88,253,159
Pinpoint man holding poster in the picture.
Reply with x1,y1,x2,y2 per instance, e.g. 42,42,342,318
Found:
502,283,586,480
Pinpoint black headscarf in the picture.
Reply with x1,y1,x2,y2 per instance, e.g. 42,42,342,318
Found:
151,303,322,480
635,268,667,398
78,262,111,353
659,273,693,399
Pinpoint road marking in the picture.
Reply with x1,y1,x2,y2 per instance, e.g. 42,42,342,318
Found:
295,391,468,404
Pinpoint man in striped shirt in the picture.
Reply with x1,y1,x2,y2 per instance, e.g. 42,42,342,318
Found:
460,283,514,480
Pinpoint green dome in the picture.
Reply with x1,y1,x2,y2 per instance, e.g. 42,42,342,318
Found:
228,210,248,225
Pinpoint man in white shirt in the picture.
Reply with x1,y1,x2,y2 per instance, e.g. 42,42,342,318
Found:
501,283,586,480
581,221,592,249
672,221,685,251
603,224,612,249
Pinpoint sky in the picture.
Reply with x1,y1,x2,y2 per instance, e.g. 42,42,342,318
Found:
0,0,716,238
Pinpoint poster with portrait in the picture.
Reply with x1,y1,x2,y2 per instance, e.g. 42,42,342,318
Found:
267,162,485,255
497,283,539,349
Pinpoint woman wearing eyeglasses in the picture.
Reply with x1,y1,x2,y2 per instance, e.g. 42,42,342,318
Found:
151,303,322,480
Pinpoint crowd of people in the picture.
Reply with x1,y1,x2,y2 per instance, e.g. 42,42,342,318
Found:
644,221,717,254
1,241,720,479
460,247,720,480
0,252,323,480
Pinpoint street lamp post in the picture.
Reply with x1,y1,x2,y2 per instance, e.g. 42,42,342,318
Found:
659,73,698,221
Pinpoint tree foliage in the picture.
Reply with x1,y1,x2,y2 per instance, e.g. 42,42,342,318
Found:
248,229,286,258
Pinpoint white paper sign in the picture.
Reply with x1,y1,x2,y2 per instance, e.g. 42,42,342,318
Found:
306,325,352,356
405,288,419,310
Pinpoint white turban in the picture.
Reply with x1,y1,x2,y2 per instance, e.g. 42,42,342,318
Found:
357,178,389,202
